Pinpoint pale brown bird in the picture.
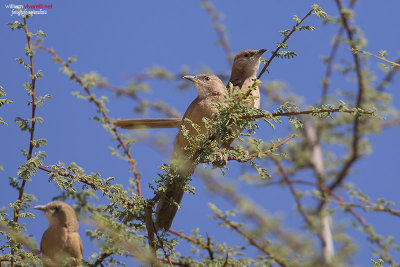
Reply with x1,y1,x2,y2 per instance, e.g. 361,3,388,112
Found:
155,74,227,231
113,49,266,130
228,48,266,109
35,201,83,266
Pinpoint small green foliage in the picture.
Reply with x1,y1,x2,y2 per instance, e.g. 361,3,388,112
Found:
8,21,24,30
293,15,301,24
0,85,13,126
15,58,31,69
277,51,297,59
298,25,315,31
371,258,384,267
277,42,288,49
312,4,327,18
378,50,388,57
280,29,291,37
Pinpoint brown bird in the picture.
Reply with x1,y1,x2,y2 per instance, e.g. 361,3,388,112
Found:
35,201,83,266
228,48,266,109
113,49,266,130
155,74,227,231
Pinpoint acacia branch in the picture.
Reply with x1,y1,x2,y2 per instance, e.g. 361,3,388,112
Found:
213,212,288,267
92,252,113,266
376,58,400,92
38,166,136,208
354,49,400,67
38,45,142,197
11,15,38,267
201,0,234,64
227,135,295,161
154,225,173,267
97,83,180,118
168,229,208,248
326,0,365,193
257,7,315,79
320,1,356,102
286,179,395,265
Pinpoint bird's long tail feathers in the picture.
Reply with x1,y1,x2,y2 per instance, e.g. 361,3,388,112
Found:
114,118,182,130
155,181,185,231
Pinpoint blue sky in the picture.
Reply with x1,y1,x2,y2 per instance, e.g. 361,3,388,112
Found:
1,0,400,265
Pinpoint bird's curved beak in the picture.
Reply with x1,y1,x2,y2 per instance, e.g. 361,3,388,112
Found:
183,75,197,82
255,49,267,57
34,205,47,211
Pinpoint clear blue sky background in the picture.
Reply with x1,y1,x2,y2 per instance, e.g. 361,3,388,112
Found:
1,0,400,266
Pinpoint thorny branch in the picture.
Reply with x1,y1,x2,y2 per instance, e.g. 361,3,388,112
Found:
257,7,315,79
11,14,38,267
213,211,288,267
327,0,365,193
154,226,174,267
293,180,395,265
38,45,143,198
97,83,180,118
320,0,356,102
201,0,234,64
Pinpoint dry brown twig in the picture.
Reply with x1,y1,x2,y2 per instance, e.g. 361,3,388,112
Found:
38,45,143,197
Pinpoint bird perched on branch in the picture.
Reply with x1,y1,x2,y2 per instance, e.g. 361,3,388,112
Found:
113,49,266,130
155,74,228,231
35,201,83,266
228,48,266,109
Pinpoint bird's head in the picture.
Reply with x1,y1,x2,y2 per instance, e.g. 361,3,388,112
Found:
35,201,79,230
231,49,267,78
183,74,226,98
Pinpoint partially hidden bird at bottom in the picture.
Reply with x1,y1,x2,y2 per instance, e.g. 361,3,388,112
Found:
35,201,83,266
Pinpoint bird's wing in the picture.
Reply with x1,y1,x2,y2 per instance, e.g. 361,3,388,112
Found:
113,118,182,129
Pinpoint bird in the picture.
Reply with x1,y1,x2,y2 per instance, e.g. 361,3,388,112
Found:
113,49,266,130
228,48,267,109
155,74,228,231
35,201,83,266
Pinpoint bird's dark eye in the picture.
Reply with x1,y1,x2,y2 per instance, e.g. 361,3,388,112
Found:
244,54,249,57
54,206,60,212
205,76,211,81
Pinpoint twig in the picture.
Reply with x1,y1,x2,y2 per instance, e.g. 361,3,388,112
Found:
376,58,400,92
269,108,372,118
213,212,288,267
257,7,315,79
353,49,400,67
92,252,113,266
286,179,395,265
205,233,214,260
38,166,136,208
154,223,174,267
268,156,314,229
97,83,180,118
168,229,208,248
201,0,234,64
321,0,356,101
321,27,345,102
159,259,190,267
145,207,156,258
222,252,229,267
326,0,365,193
227,135,294,161
38,45,142,197
11,14,38,267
